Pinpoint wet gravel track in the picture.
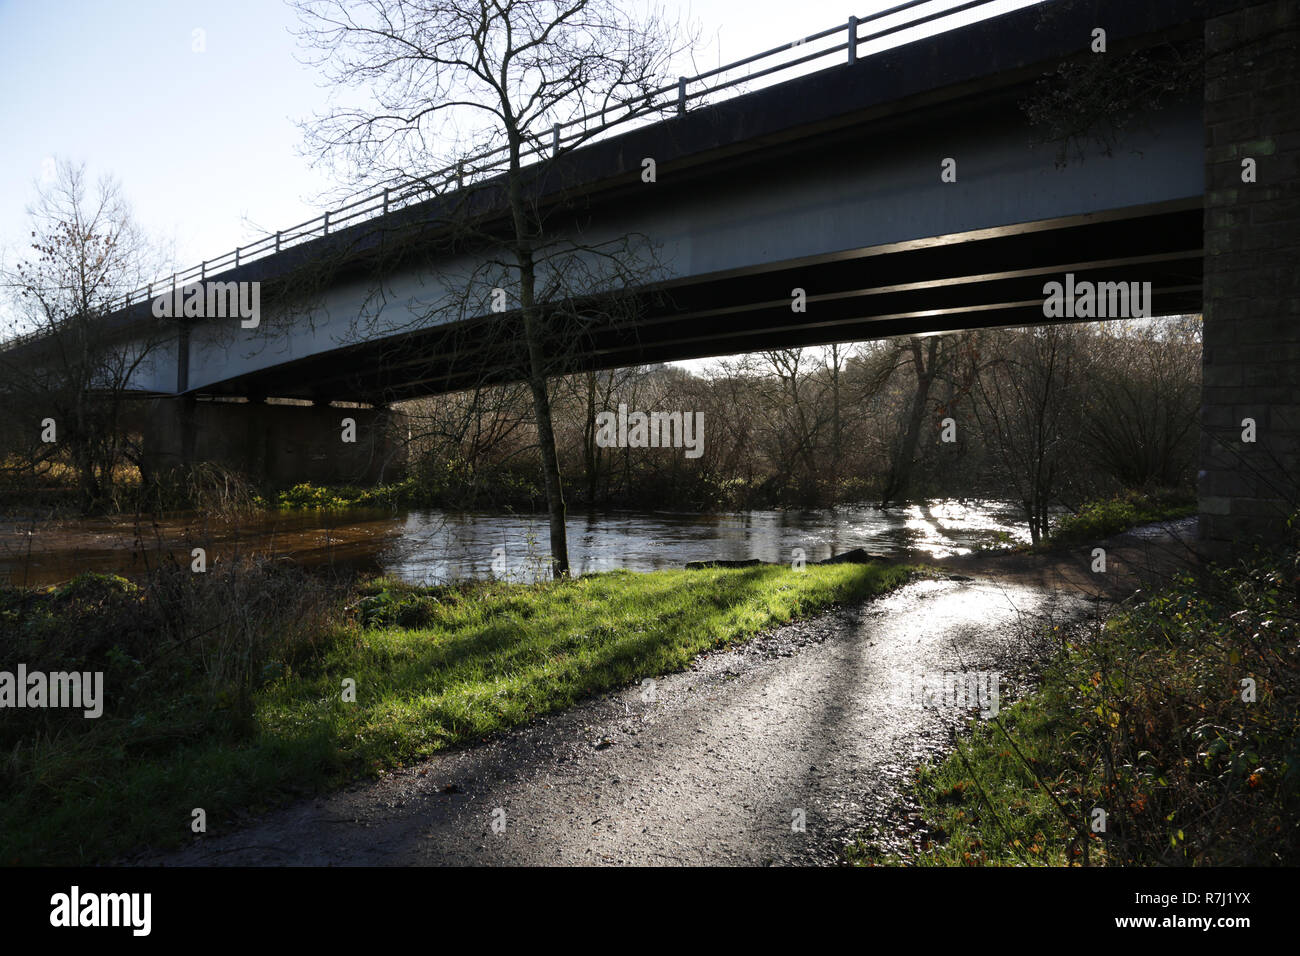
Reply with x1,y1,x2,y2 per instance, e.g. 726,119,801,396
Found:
141,573,1104,867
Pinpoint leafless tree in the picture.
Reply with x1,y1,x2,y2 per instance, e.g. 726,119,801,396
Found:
1077,317,1201,489
968,325,1086,544
549,365,642,504
402,381,535,495
290,0,695,576
0,160,169,513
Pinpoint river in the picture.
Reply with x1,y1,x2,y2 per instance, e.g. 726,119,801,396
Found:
0,498,1031,588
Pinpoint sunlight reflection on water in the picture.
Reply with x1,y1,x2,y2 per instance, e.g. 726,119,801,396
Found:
0,499,1033,587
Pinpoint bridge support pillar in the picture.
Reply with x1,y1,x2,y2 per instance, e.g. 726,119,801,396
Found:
1199,0,1300,560
140,398,406,488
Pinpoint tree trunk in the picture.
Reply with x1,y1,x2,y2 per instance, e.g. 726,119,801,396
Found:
583,371,601,505
517,251,570,578
525,367,569,577
830,345,842,504
880,338,938,506
505,118,569,579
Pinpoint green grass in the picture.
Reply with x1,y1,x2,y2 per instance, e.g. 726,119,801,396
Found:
849,539,1300,867
846,681,1088,866
965,490,1196,556
1047,489,1196,548
0,562,913,865
264,479,414,510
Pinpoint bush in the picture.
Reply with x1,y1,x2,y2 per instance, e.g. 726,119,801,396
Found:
0,561,338,744
838,476,876,504
2,573,147,673
271,467,544,512
355,588,440,629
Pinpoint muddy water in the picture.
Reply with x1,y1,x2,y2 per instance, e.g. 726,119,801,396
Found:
0,499,1031,588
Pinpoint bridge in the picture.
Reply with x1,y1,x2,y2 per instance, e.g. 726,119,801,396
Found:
5,0,1297,559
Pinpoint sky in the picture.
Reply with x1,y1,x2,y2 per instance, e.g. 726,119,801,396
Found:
0,0,1040,368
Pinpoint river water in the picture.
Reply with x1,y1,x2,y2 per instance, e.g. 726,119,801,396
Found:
0,499,1031,588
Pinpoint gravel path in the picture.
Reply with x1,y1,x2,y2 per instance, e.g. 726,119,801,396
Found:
142,572,1100,866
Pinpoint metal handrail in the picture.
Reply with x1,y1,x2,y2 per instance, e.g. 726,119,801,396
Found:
3,0,1022,347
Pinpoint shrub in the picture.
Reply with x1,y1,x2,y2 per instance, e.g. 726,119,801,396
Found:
355,588,440,629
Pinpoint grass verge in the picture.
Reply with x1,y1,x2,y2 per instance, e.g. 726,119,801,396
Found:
1,561,912,865
848,535,1299,866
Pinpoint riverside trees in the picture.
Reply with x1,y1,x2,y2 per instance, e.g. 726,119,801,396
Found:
395,320,1202,541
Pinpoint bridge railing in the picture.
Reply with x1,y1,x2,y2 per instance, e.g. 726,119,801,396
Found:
6,0,1024,343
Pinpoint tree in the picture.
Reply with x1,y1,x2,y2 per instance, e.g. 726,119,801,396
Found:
1077,317,1201,490
969,326,1085,544
1022,0,1203,168
746,348,848,506
559,365,638,505
877,334,976,506
402,380,535,503
825,343,848,497
291,0,693,577
0,160,167,513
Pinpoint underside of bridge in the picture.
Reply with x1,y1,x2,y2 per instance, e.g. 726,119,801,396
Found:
218,200,1203,403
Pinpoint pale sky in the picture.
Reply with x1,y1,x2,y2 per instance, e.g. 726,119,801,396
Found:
0,0,1040,370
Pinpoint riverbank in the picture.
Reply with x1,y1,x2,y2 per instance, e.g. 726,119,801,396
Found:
0,561,912,865
939,514,1201,598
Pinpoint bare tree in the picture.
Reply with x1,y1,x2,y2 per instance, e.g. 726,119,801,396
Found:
401,380,535,502
824,343,849,497
551,365,641,505
290,0,693,576
0,160,168,513
878,337,945,506
969,325,1086,544
1077,317,1201,490
746,349,833,505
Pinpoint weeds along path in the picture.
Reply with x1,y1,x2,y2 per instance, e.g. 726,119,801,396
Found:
141,570,1110,866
